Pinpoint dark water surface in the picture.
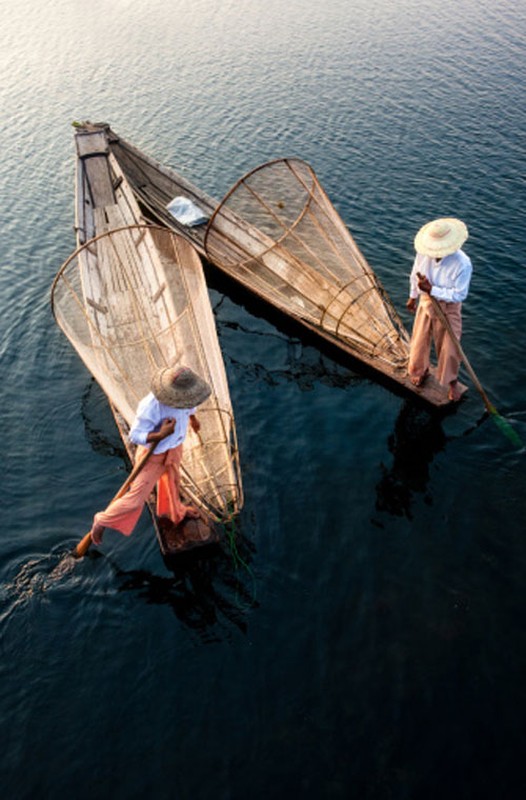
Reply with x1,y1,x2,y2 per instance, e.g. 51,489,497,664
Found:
1,1,525,798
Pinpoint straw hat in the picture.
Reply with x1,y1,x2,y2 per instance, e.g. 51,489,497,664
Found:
414,218,468,258
151,366,211,408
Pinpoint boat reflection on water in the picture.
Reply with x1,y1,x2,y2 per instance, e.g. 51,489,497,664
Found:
375,401,447,520
115,533,258,642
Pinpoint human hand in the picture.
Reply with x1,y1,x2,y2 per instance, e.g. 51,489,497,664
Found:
159,417,176,439
406,297,417,313
190,415,200,434
416,272,432,294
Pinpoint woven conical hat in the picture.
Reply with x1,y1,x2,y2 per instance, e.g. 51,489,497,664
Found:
151,366,211,408
414,218,468,258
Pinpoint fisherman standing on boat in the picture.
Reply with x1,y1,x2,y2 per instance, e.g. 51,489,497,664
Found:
89,366,211,547
406,218,472,402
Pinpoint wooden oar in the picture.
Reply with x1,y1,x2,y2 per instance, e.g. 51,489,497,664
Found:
429,294,522,447
74,440,158,558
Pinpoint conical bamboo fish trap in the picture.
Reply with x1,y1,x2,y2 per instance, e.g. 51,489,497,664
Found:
51,224,243,522
204,158,410,372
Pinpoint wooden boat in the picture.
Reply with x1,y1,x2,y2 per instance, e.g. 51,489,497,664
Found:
84,121,453,407
51,123,243,556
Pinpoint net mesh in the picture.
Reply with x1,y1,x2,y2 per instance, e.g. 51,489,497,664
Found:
52,225,242,521
204,158,409,368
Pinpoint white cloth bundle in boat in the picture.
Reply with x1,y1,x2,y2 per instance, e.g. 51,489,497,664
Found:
166,196,208,226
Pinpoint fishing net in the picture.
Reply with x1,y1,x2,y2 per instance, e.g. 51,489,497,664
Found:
204,158,409,369
51,225,243,521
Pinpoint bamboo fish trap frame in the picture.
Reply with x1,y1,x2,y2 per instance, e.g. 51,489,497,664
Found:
204,158,410,377
51,225,243,543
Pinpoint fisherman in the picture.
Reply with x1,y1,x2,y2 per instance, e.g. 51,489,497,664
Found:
89,366,211,546
406,217,472,402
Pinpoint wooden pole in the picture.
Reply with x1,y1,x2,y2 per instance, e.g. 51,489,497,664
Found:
429,295,522,446
429,295,495,413
74,440,158,558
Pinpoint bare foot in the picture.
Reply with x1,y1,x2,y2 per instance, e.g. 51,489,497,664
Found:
410,370,428,388
448,381,462,402
184,506,201,520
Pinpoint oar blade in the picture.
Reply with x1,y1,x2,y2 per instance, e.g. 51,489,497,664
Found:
490,409,524,448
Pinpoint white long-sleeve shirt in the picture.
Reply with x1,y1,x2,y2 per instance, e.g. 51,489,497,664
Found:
129,392,196,454
409,249,472,303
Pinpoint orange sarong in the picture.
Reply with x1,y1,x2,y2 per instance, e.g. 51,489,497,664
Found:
408,295,463,387
93,444,188,537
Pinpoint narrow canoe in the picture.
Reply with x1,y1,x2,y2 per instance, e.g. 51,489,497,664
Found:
87,121,452,407
51,123,243,556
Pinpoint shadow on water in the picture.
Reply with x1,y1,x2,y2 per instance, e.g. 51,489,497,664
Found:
114,531,258,643
213,296,361,392
228,342,360,392
374,398,504,520
375,401,448,520
81,378,128,461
